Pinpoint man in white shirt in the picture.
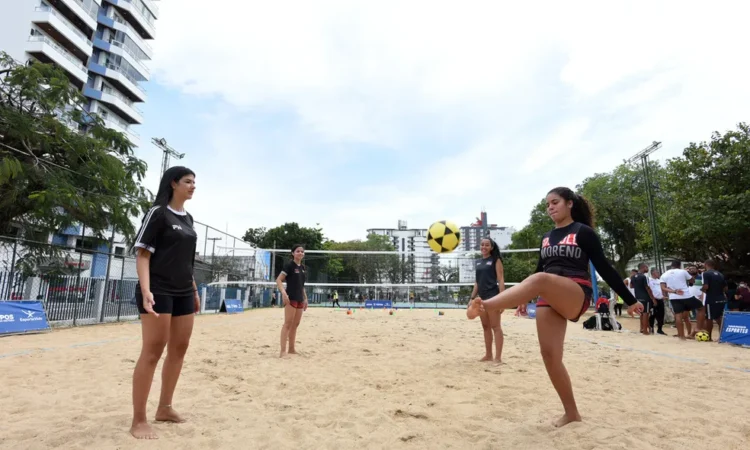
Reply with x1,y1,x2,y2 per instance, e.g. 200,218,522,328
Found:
648,268,666,335
660,260,702,340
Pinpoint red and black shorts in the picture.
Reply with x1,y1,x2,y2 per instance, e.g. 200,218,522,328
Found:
289,300,305,309
536,276,592,323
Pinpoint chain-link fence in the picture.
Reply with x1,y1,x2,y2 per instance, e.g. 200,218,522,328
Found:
0,220,270,326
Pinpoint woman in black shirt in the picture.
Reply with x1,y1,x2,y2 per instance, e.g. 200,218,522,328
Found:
276,244,308,358
129,166,199,440
468,237,505,362
468,187,642,428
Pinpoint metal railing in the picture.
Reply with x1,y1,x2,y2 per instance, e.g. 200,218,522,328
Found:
28,34,87,74
35,5,94,47
103,117,140,138
140,0,159,17
104,62,147,95
108,38,150,75
101,84,144,114
121,0,156,31
112,13,153,53
70,0,99,20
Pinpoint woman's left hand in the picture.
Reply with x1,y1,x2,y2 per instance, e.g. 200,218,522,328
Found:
194,291,201,313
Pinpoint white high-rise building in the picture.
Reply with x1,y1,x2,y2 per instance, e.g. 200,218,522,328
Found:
367,220,439,283
0,0,158,147
457,213,517,283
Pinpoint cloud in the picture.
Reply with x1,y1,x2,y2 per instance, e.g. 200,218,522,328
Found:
141,0,750,242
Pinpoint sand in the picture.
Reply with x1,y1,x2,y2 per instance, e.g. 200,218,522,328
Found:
1,307,749,450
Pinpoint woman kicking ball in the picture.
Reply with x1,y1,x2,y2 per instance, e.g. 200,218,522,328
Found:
467,187,642,427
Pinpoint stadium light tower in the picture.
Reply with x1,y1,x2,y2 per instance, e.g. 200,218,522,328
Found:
627,141,663,272
152,137,185,175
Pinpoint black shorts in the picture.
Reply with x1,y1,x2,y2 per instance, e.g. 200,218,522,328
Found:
637,299,651,314
670,297,703,314
478,288,500,300
136,291,195,317
705,300,726,320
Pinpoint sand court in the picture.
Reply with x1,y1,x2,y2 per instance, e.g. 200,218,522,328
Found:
1,308,749,449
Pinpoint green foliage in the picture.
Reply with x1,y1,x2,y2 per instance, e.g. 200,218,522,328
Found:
0,52,150,244
509,122,750,280
661,122,750,276
577,164,660,275
242,222,324,251
241,222,325,278
503,199,548,282
324,233,404,283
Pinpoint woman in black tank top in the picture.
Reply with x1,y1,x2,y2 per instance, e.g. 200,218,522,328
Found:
466,187,643,428
468,237,505,362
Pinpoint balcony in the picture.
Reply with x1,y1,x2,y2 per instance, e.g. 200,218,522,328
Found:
49,0,99,32
87,60,147,103
83,86,144,124
26,34,88,88
141,0,159,19
93,38,150,80
103,117,140,147
32,6,93,61
104,0,156,40
109,16,153,59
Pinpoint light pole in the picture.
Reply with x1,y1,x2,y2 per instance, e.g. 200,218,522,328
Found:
207,237,222,279
627,141,663,272
152,137,185,175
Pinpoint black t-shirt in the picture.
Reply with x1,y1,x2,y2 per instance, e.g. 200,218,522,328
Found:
632,273,651,301
282,260,306,301
535,222,638,306
702,270,727,302
475,257,500,298
134,206,197,296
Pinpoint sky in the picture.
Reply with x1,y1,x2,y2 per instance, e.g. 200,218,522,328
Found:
131,0,750,244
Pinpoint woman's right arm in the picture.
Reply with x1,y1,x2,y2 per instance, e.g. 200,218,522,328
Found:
136,248,151,293
276,272,289,305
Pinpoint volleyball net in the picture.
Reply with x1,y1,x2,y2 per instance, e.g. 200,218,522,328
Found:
199,246,561,312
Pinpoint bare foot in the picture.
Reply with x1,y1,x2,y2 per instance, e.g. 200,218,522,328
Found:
130,421,158,439
279,351,289,358
493,358,502,364
288,350,299,355
554,413,582,428
479,355,492,362
466,299,483,320
155,405,186,423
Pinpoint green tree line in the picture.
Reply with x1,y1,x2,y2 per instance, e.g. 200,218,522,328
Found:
504,122,750,282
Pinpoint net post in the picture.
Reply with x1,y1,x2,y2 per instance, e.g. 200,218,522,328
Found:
590,261,599,304
200,286,207,313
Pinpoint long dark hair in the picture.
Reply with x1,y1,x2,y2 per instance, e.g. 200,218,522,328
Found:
153,166,195,207
481,236,503,263
548,187,595,228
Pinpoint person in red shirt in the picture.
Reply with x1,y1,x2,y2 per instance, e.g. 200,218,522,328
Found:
595,295,610,312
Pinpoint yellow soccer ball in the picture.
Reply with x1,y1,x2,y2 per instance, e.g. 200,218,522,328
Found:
694,331,710,342
427,220,461,253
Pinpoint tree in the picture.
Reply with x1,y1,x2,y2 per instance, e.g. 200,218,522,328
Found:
241,222,325,278
436,264,458,283
577,163,664,275
323,233,401,283
0,53,150,245
241,227,267,246
503,199,549,283
661,123,750,277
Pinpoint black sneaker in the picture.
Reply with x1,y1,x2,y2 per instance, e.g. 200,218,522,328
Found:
657,329,667,335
